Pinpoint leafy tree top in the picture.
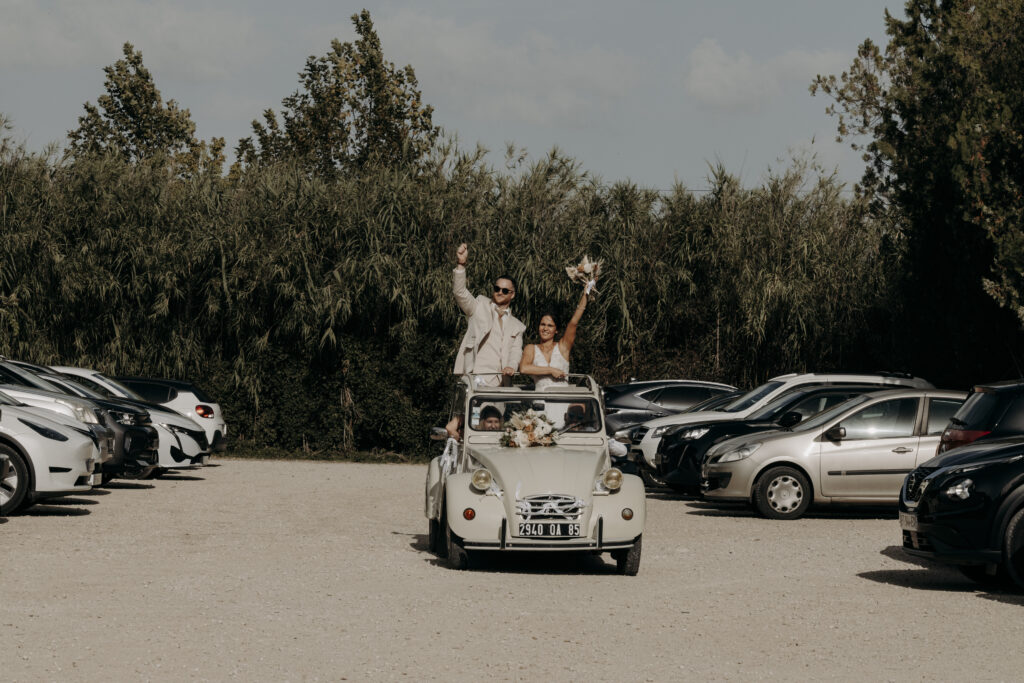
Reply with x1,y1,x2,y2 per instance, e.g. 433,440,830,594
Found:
235,10,438,176
68,42,223,175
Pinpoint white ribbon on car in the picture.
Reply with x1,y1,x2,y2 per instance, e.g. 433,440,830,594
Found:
439,437,459,477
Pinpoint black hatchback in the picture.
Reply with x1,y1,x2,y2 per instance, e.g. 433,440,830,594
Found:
937,379,1024,455
900,436,1024,589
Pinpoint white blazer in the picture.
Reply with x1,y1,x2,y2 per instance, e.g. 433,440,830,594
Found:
452,267,525,375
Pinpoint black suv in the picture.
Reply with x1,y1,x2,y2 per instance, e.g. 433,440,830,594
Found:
654,384,900,494
937,379,1024,455
604,380,738,435
900,436,1024,589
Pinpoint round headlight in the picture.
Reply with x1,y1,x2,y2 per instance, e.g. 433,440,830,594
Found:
602,468,623,491
471,468,493,491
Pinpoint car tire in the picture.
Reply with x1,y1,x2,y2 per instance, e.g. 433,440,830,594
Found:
639,467,668,489
754,466,811,520
0,447,30,515
428,518,442,555
446,522,470,570
1004,506,1024,591
613,536,642,576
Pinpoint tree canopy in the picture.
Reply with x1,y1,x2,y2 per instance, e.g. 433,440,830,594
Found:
235,10,438,176
811,0,1024,377
68,42,223,174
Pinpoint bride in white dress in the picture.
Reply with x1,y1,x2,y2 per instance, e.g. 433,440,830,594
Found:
519,290,589,391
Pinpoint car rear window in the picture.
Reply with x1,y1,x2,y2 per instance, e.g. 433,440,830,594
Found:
952,391,1008,431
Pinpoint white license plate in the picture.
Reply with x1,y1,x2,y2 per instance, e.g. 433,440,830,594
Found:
899,512,920,531
89,472,102,487
517,522,580,537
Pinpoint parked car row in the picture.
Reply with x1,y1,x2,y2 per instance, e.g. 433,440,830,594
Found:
609,372,1024,590
0,357,227,515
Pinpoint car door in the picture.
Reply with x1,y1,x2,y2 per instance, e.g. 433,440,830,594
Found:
818,397,922,498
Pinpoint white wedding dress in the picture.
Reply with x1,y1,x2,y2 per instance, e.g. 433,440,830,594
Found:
533,344,570,391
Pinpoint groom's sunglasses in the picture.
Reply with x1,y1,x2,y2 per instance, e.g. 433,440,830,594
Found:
493,285,514,294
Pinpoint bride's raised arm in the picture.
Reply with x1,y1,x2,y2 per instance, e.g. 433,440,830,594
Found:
559,291,588,357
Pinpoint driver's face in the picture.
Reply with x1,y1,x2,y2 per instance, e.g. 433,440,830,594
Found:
480,416,502,431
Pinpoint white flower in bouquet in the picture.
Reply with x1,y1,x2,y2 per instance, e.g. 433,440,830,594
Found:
514,431,530,448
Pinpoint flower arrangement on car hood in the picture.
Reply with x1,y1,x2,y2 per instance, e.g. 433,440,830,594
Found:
566,255,602,301
500,409,558,448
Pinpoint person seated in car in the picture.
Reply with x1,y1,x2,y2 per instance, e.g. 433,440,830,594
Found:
478,406,504,431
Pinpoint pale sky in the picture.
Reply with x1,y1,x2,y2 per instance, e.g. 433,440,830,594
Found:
0,0,896,190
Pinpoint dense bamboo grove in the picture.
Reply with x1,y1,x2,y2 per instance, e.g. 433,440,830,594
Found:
0,136,904,457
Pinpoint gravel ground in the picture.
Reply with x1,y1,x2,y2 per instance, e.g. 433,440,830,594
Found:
3,458,1023,681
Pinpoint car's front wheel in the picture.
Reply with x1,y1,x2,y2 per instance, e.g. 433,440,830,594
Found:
0,447,30,515
1004,506,1024,591
428,518,442,555
754,466,811,520
613,536,642,576
446,523,471,570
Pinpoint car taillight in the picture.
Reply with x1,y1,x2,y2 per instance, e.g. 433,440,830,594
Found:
195,404,214,419
937,428,991,455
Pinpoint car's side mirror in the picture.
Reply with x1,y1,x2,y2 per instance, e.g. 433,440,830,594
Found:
430,427,450,441
824,425,846,442
778,411,803,429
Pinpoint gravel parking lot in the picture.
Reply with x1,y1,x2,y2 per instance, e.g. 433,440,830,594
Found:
3,459,1023,681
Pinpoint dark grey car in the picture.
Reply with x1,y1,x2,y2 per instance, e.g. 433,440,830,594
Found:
604,380,738,435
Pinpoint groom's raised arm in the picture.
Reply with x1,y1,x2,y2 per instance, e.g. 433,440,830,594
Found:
452,242,477,316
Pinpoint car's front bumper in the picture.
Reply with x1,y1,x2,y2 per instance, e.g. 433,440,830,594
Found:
448,477,646,552
899,504,1001,565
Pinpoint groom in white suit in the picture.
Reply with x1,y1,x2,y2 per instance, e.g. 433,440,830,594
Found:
452,242,525,385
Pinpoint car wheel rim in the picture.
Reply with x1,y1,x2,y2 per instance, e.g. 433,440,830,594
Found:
766,475,802,513
0,457,16,505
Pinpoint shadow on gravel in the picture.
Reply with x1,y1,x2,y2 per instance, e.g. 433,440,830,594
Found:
422,550,618,575
101,482,155,490
684,501,897,520
23,503,91,517
158,474,205,481
0,517,7,524
858,545,1023,598
46,496,99,506
78,488,112,496
646,490,700,502
393,531,430,552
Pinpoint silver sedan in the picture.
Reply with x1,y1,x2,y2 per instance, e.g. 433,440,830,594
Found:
701,389,965,519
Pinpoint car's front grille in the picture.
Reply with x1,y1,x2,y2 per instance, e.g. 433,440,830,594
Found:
904,467,936,502
516,494,585,521
631,427,649,445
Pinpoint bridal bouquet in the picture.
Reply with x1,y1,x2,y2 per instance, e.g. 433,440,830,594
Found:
566,255,602,300
500,409,558,448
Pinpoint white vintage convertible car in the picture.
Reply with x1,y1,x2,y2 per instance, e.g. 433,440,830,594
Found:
425,374,646,575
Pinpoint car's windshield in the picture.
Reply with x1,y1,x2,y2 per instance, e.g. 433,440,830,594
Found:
469,396,602,433
0,390,24,406
721,381,785,413
686,392,738,413
98,374,146,401
792,394,874,432
45,375,104,399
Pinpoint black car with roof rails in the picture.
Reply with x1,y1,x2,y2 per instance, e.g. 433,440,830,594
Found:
900,435,1024,589
936,379,1024,455
603,379,738,435
654,384,905,494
